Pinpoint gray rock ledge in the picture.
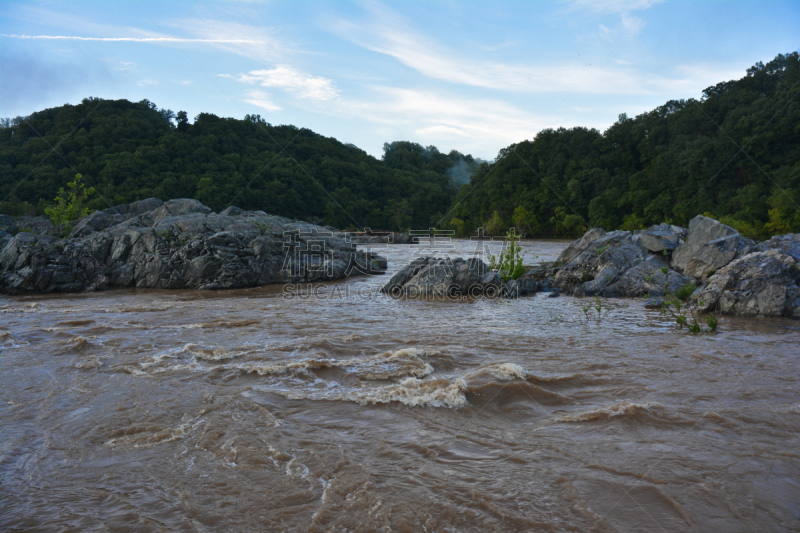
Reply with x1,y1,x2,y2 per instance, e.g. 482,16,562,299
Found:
0,198,386,294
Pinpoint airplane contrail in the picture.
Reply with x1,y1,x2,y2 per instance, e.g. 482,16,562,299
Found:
0,34,263,43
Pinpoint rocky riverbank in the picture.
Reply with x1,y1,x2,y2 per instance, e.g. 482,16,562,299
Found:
0,199,387,294
384,216,800,318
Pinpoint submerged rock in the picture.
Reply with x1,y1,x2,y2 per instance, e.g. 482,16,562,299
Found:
381,257,491,297
382,256,540,299
0,199,386,294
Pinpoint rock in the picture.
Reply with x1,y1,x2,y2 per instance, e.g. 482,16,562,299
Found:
558,228,617,263
546,291,560,298
219,206,245,217
0,233,107,294
634,223,686,253
101,198,164,217
152,198,212,224
600,255,696,297
0,230,11,250
693,249,800,318
0,199,385,295
515,274,539,296
682,234,754,279
754,233,800,261
0,214,16,234
504,279,520,298
554,232,649,296
644,299,665,309
479,271,503,291
381,257,491,297
11,216,54,236
671,215,750,276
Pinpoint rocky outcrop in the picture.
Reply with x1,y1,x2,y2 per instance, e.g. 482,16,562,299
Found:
0,199,386,294
634,223,686,253
519,216,798,318
380,257,535,298
670,216,753,278
694,248,800,318
520,226,690,298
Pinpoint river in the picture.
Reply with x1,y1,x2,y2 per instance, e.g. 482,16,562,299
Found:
1,239,799,532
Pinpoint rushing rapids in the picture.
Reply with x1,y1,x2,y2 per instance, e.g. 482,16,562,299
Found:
1,239,799,532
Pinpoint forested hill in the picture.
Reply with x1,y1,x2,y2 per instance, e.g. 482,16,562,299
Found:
448,52,800,240
0,100,468,231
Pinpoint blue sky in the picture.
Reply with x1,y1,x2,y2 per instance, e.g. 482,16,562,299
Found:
1,0,798,160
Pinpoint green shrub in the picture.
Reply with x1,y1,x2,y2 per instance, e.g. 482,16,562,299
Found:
44,174,94,229
489,229,525,281
675,283,696,301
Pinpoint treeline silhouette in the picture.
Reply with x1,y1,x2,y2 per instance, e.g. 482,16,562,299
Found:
0,102,473,231
1,53,798,238
449,52,800,239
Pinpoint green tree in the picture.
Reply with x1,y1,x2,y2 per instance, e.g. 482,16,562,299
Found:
44,173,95,228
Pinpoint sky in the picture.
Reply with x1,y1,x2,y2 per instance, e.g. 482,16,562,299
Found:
1,0,798,160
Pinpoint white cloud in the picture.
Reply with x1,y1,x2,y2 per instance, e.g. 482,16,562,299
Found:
329,87,565,154
137,79,158,86
177,19,284,63
243,90,282,111
328,5,742,97
238,66,338,101
564,0,663,14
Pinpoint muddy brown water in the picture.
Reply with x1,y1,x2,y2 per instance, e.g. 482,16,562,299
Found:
1,240,799,532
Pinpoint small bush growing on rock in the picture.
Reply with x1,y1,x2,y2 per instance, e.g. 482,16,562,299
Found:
45,174,94,230
676,283,696,301
489,229,525,281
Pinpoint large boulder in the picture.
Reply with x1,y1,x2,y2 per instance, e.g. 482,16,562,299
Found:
634,223,686,253
600,255,697,297
551,231,650,296
0,233,107,294
381,257,496,297
671,215,752,277
0,199,385,294
694,248,800,318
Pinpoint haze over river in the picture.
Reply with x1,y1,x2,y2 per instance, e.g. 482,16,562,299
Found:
2,239,799,532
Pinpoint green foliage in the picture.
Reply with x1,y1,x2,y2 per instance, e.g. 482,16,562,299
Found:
44,173,94,226
445,52,800,239
675,283,696,301
0,99,467,232
511,204,538,237
489,229,526,281
582,297,607,322
661,292,717,334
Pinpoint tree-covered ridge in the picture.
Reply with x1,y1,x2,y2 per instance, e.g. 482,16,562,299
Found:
0,99,462,231
448,52,800,239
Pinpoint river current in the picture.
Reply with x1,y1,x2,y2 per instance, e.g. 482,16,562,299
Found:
1,239,799,532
